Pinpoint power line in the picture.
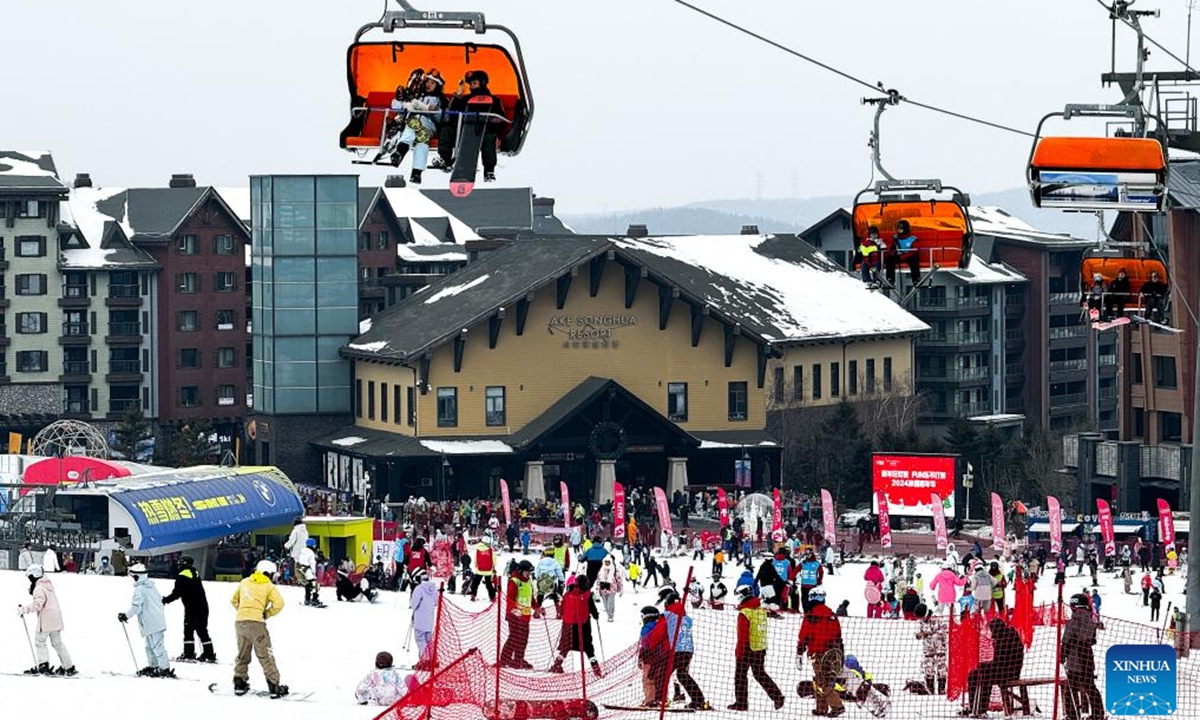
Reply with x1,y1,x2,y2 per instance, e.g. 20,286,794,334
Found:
668,0,1035,138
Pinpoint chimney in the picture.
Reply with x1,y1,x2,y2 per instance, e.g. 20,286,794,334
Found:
740,224,760,235
73,173,93,189
169,174,197,188
532,196,556,216
384,175,407,188
627,224,649,238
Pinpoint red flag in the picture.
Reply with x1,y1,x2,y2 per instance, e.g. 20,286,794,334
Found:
931,493,948,551
500,479,512,527
653,486,674,541
770,488,784,542
1047,496,1062,555
1158,498,1176,551
560,481,570,527
820,488,836,544
613,482,626,539
875,490,892,550
990,492,1006,551
717,488,730,528
1096,499,1116,556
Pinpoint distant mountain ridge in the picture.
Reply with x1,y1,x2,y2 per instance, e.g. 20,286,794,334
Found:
562,188,1099,239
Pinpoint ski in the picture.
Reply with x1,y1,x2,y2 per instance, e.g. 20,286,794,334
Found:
101,670,197,681
1130,315,1182,333
448,96,498,198
1,671,84,679
603,705,695,713
207,682,313,701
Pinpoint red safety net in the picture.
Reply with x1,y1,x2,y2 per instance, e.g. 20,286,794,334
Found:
375,579,1200,720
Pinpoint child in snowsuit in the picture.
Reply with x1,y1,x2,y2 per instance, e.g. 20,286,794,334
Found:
356,651,413,706
639,606,669,706
731,584,785,711
119,563,174,677
913,604,946,694
410,569,438,667
19,565,75,675
550,577,602,676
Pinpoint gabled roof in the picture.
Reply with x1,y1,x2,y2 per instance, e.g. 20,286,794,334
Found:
0,150,67,194
344,233,928,363
797,207,852,241
942,256,1027,285
968,206,1094,248
70,186,248,245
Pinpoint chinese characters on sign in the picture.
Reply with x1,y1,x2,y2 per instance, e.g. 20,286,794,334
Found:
135,493,247,525
548,313,636,349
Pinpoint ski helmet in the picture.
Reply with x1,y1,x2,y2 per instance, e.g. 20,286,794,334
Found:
734,584,754,600
129,562,148,577
424,69,444,87
256,559,278,576
845,655,862,673
26,564,44,579
640,606,661,622
178,556,195,569
914,603,929,619
657,586,680,606
306,538,317,548
575,576,592,592
1069,593,1091,610
376,651,394,669
808,585,827,603
517,560,535,573
465,70,490,85
411,568,428,584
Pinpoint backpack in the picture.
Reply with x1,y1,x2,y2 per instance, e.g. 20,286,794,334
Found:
537,572,557,596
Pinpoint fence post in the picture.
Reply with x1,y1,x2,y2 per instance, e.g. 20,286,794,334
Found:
494,580,504,720
1051,581,1064,720
423,584,446,720
658,567,694,720
578,619,588,707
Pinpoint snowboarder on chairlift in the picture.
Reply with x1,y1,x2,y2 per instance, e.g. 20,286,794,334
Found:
854,227,885,286
1140,270,1169,323
384,69,445,184
436,70,506,182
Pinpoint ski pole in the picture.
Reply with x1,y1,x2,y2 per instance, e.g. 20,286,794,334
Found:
19,611,37,667
594,619,605,662
402,613,415,652
120,620,140,673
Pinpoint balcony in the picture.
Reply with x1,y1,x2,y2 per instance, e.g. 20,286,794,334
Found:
1049,359,1088,373
1049,326,1087,340
0,287,7,309
1050,392,1087,408
1099,354,1118,367
916,366,991,382
913,295,991,313
59,284,90,308
62,400,90,417
1141,444,1183,481
926,400,992,418
60,360,90,382
359,278,386,300
106,284,142,307
1049,291,1079,306
106,321,141,344
1005,362,1024,380
916,330,990,347
108,398,139,415
107,359,142,382
59,322,91,346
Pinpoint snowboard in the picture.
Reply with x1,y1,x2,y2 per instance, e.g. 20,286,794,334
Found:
448,96,498,198
102,670,196,681
1130,315,1181,333
207,682,313,701
1092,316,1131,331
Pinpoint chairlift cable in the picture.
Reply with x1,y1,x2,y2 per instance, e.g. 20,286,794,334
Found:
667,0,1034,138
1098,0,1199,76
1136,214,1199,329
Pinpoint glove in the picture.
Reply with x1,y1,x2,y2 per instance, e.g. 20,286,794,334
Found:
795,653,806,672
117,613,128,623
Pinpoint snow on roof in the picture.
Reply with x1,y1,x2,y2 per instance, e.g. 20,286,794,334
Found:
698,440,780,449
968,206,1084,243
69,187,129,245
60,246,120,269
0,150,56,178
382,187,482,243
419,439,514,455
944,256,1027,285
347,340,390,352
397,245,468,262
359,318,372,333
330,436,368,447
423,273,490,304
616,235,928,342
215,186,250,223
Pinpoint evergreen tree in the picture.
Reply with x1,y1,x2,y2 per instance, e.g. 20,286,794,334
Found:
171,418,219,467
818,400,872,506
112,402,152,461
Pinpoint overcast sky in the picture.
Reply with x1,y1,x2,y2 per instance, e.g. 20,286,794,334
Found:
3,0,1196,214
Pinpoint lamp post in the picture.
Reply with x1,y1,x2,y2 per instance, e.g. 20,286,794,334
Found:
440,455,451,501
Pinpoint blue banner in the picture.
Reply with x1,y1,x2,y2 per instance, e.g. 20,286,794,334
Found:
110,468,303,551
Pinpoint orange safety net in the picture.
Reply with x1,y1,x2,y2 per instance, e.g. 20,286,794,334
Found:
348,42,523,100
1031,137,1165,172
853,200,971,269
1081,257,1168,295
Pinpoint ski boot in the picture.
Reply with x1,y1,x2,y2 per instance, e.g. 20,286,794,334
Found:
176,652,196,662
268,680,289,699
55,666,77,676
590,659,603,677
409,169,423,185
548,659,565,674
484,172,497,182
198,652,218,664
391,143,410,168
137,666,158,677
158,668,177,679
234,676,251,696
24,662,51,675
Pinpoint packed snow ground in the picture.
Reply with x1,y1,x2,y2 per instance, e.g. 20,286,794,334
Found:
0,547,1188,718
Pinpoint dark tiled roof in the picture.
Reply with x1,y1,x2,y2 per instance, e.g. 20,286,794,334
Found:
309,426,442,458
121,188,208,240
689,429,780,447
1167,160,1200,210
422,188,533,232
0,151,67,193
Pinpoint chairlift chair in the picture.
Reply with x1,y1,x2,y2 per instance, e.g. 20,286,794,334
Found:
339,1,534,164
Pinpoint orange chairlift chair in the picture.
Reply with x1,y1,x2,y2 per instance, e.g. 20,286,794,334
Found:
850,93,974,298
1080,255,1168,316
339,1,533,164
1028,105,1167,213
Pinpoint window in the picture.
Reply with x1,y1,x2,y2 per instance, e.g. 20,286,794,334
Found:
1161,411,1183,443
216,309,235,329
16,351,47,372
1133,408,1145,439
17,312,46,334
727,381,748,421
772,367,784,403
848,360,858,396
16,274,46,295
179,386,200,407
393,385,403,425
377,231,389,250
216,347,235,368
1133,353,1143,384
16,236,45,257
486,386,507,426
215,272,237,292
812,364,822,400
437,387,458,427
368,381,376,420
831,362,841,398
356,379,364,418
64,386,88,414
883,357,893,392
214,234,235,255
177,311,198,331
792,366,803,402
179,348,200,368
407,386,416,426
17,201,45,218
1153,355,1176,389
177,273,199,293
217,385,237,406
63,272,87,298
667,382,688,422
177,234,198,255
866,359,876,394
378,382,388,423
110,348,139,374
359,231,371,251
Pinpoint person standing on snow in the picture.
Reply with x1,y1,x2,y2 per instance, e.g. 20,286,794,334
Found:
729,583,785,711
549,576,602,676
18,542,33,571
469,538,497,601
535,547,566,612
410,568,438,667
42,544,60,573
284,518,309,564
297,538,325,607
118,562,174,677
659,587,709,710
596,556,624,622
19,564,76,675
796,586,843,717
499,561,536,669
162,555,216,662
230,560,287,698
